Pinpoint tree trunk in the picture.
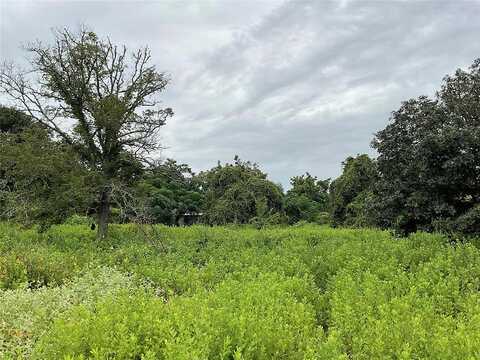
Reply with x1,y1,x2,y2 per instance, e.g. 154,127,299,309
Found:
97,187,111,239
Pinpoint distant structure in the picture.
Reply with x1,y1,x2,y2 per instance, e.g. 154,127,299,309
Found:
176,212,203,226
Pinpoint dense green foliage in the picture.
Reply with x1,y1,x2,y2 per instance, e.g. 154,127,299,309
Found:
0,28,173,238
372,59,480,235
1,224,480,359
329,154,378,228
198,157,284,225
284,173,330,224
0,123,93,227
2,58,479,234
1,27,478,360
1,37,479,236
0,106,34,134
137,159,203,225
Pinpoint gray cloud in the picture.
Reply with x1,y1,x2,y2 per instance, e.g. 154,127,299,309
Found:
2,0,480,187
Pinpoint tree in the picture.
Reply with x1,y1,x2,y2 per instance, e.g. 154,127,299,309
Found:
329,154,378,227
197,156,284,225
0,27,173,238
137,159,203,225
284,173,329,224
372,59,480,235
0,121,93,227
0,105,34,133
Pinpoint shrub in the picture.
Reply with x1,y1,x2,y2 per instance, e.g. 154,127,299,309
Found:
453,204,480,236
0,254,28,290
34,274,324,359
63,215,94,226
0,267,135,358
1,224,480,359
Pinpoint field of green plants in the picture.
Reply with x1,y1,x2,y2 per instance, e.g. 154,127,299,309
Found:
1,223,480,359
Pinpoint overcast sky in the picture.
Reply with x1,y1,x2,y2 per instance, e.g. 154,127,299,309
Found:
1,0,480,187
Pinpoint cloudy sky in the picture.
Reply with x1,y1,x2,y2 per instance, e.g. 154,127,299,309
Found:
1,0,480,187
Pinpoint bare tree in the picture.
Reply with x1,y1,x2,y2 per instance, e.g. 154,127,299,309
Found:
0,27,173,238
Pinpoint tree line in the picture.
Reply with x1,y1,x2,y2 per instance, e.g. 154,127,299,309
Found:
0,28,479,237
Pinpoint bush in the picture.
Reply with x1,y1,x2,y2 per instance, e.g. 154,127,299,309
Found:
453,205,480,236
34,274,324,359
63,215,94,226
0,267,135,358
315,211,331,225
1,224,480,359
0,247,86,289
0,254,28,290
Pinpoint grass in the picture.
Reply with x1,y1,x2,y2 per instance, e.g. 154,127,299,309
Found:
1,223,479,359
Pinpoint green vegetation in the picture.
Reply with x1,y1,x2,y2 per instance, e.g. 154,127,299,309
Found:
329,154,377,228
0,28,173,238
136,159,203,225
285,173,329,224
0,119,93,228
1,223,480,359
198,156,284,226
370,59,480,235
1,26,479,236
0,27,479,358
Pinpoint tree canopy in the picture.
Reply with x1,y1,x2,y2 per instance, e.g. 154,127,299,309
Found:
198,156,284,225
137,159,203,225
329,154,378,227
0,114,93,227
284,173,330,224
372,59,480,234
0,106,34,134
